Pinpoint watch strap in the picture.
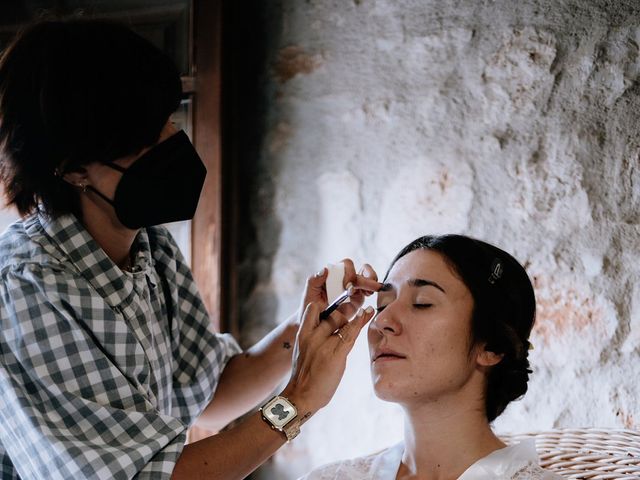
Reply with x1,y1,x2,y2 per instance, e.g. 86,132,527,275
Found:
282,417,301,441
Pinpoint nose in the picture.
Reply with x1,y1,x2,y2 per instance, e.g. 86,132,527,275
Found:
369,303,402,336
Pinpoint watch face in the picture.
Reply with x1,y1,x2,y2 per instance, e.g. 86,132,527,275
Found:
264,397,297,428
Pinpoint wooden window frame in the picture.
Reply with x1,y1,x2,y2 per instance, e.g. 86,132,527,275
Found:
189,0,230,333
186,0,240,442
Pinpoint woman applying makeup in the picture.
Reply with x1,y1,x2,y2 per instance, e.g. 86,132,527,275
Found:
301,235,562,480
0,19,380,479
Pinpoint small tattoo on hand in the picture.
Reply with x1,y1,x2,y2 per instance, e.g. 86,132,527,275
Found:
300,412,312,424
283,342,291,349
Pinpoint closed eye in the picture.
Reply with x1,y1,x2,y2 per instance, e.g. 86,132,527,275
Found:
413,304,433,309
375,305,388,313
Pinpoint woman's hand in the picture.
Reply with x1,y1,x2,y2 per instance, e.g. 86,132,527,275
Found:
299,259,380,326
283,267,379,417
338,259,380,318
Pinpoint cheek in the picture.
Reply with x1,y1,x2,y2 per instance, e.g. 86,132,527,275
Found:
88,166,121,198
367,323,380,349
410,320,471,371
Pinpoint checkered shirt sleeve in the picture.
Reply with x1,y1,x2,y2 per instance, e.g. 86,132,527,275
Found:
148,227,243,425
0,264,185,479
0,215,242,479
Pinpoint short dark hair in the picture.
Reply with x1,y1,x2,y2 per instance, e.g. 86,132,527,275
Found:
386,235,536,422
0,19,182,217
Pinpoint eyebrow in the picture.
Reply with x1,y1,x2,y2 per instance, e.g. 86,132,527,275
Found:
380,278,446,294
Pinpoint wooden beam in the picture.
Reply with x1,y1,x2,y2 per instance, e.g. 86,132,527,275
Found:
191,0,223,330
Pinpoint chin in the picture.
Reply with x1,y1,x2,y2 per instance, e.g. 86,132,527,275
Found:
373,389,403,403
371,374,411,403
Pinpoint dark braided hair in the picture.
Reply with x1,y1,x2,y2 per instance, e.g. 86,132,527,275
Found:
385,235,535,421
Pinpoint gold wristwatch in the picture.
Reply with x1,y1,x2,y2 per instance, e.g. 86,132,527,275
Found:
260,395,301,442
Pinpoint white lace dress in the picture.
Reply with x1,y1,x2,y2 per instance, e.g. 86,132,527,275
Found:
298,440,563,480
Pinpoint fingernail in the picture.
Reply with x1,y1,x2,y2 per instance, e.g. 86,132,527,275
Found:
365,306,374,315
356,308,364,317
346,282,355,295
315,268,325,277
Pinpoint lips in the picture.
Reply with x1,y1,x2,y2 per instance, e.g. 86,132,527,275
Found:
372,348,407,362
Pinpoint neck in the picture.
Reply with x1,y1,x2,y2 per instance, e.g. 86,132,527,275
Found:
78,195,138,269
397,383,505,480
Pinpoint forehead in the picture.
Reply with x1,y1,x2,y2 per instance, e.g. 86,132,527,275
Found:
386,249,467,295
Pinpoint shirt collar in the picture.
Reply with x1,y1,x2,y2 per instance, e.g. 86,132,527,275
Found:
375,440,539,480
26,211,153,310
370,443,404,479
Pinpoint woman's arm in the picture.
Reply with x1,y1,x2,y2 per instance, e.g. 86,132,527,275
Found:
195,315,299,431
196,261,381,432
173,299,375,480
173,406,296,479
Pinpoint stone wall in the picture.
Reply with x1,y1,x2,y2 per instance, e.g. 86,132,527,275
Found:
240,1,640,478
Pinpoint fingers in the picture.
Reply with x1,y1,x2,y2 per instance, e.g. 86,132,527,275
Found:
302,268,329,307
300,300,349,342
358,263,379,296
336,290,364,318
334,306,375,351
298,301,322,340
337,262,380,317
320,309,349,334
340,259,381,295
329,259,382,294
299,261,380,335
360,263,379,282
328,260,380,318
340,258,357,290
353,277,382,294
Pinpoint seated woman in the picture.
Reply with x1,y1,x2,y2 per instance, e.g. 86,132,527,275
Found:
301,235,562,480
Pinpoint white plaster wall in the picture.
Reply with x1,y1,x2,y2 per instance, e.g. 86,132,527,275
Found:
247,1,640,478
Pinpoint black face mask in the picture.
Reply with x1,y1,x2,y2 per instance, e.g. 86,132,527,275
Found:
88,130,207,229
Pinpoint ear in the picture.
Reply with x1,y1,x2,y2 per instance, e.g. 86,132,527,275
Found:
60,167,89,188
476,343,504,367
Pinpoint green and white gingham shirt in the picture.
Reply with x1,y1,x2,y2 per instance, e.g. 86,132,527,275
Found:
0,211,241,479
